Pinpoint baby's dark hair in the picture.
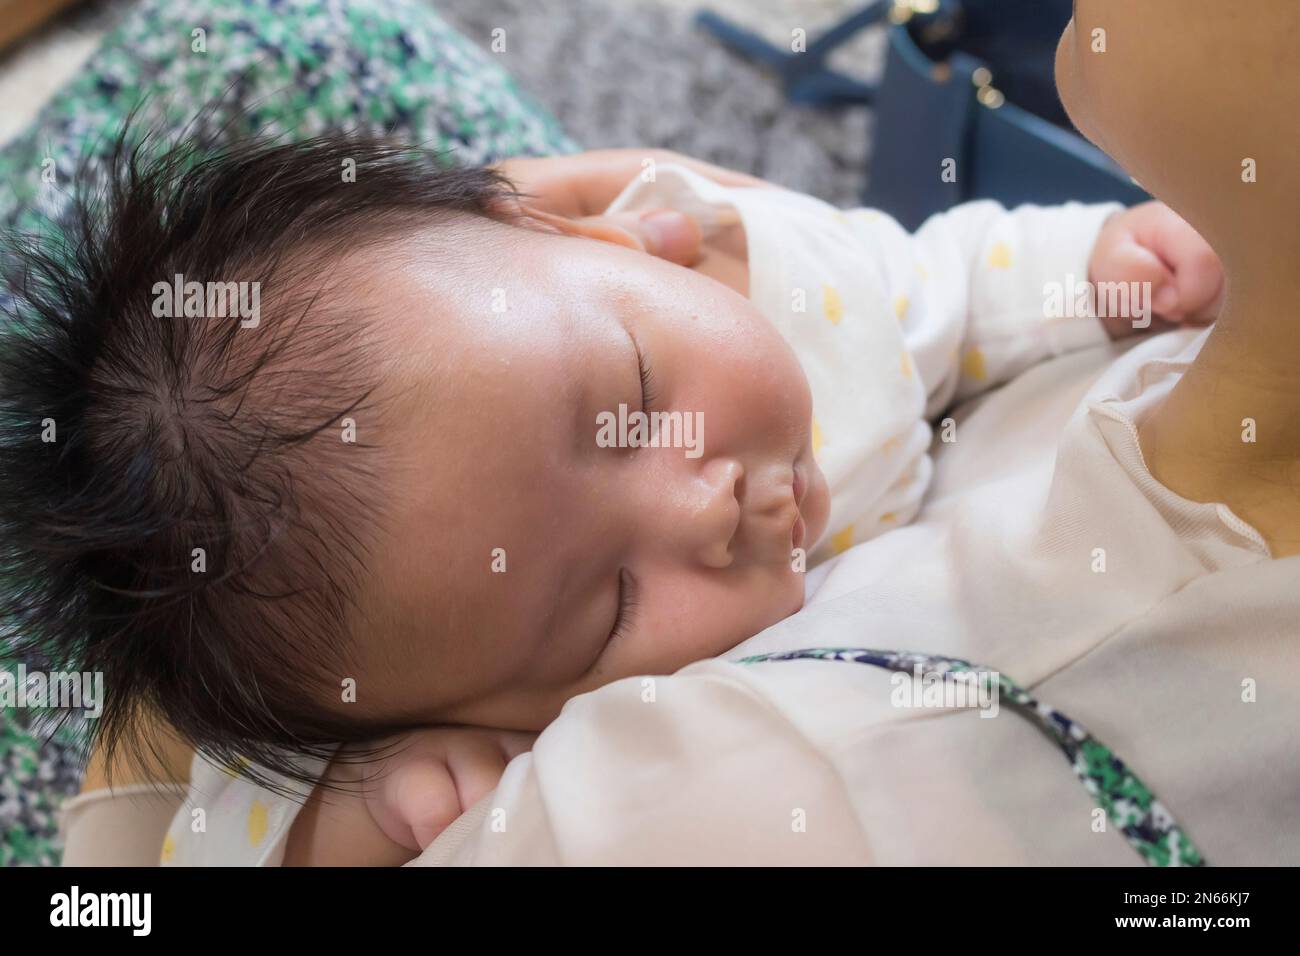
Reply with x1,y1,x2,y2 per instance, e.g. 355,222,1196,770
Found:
0,127,520,788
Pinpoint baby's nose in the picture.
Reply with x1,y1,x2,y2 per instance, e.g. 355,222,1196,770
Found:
684,457,743,569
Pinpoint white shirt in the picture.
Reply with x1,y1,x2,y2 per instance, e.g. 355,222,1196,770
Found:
416,328,1299,865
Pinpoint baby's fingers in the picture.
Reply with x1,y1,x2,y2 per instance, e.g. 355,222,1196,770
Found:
1135,207,1225,323
495,730,538,762
1090,235,1173,335
518,203,704,266
445,737,511,815
1159,244,1224,324
381,761,463,852
579,210,703,265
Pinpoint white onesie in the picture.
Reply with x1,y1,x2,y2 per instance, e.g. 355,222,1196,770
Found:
161,168,1119,865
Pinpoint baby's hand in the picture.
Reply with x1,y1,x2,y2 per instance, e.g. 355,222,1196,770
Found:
284,726,536,865
1088,201,1224,338
357,727,536,853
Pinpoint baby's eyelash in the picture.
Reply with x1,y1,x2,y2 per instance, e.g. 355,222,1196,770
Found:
637,348,660,411
609,568,640,642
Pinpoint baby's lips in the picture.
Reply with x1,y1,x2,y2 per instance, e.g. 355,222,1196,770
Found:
792,513,807,550
792,464,808,507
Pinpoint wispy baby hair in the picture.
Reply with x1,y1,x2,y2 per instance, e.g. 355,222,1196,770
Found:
0,125,519,789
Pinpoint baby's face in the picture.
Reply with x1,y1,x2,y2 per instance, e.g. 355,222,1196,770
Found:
349,217,830,730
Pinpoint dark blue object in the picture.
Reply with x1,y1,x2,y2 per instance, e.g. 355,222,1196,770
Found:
695,0,1148,229
693,0,890,105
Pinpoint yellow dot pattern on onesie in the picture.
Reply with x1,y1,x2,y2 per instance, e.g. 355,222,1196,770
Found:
893,295,909,321
900,352,914,380
160,832,176,864
812,417,825,456
831,525,855,555
822,285,844,325
248,800,269,847
987,242,1013,269
960,347,988,382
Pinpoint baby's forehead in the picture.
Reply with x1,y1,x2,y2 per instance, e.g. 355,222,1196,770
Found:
340,210,529,281
351,219,629,345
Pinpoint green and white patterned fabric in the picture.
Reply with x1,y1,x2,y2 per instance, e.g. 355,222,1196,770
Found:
0,0,576,867
740,647,1206,867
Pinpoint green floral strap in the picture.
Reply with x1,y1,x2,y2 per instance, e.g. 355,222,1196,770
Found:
738,647,1206,867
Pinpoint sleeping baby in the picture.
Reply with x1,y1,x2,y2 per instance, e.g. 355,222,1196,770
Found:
0,134,1221,865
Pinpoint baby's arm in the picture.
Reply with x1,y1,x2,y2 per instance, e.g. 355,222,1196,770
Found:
281,726,535,866
651,183,1220,421
871,199,1223,417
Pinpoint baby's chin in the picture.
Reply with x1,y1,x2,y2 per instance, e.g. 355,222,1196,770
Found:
742,567,811,646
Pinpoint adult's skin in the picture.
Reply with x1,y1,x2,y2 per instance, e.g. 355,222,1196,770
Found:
1057,1,1300,558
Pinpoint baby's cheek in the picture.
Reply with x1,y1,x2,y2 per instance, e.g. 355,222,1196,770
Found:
620,569,806,675
658,593,754,664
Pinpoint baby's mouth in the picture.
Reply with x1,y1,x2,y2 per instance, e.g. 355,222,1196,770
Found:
791,463,809,549
734,463,809,562
792,451,831,551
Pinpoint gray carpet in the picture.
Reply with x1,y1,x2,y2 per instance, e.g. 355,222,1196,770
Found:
433,0,878,208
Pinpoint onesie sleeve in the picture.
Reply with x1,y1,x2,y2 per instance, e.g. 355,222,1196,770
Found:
855,200,1123,418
